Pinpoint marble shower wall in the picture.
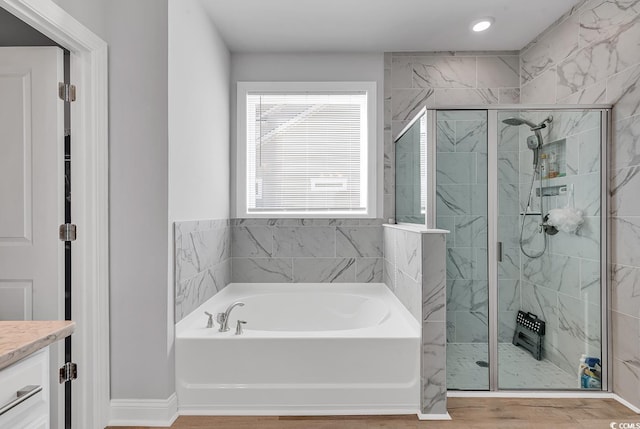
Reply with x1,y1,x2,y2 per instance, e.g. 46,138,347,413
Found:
497,122,522,343
384,51,520,219
516,110,602,376
520,0,640,407
434,111,489,345
383,225,448,415
231,219,384,284
174,219,232,322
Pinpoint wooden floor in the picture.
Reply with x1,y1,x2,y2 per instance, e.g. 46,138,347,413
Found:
107,398,640,428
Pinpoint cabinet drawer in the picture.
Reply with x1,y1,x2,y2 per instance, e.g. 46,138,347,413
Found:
0,348,49,429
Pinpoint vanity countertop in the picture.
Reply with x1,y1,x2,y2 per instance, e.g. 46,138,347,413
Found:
0,320,75,370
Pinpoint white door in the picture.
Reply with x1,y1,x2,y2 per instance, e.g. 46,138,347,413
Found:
0,46,65,428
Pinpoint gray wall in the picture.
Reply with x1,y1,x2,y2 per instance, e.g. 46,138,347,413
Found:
168,0,232,322
519,0,640,407
51,0,174,400
105,0,171,401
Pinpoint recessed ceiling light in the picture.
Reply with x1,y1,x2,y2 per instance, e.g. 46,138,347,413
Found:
471,17,494,32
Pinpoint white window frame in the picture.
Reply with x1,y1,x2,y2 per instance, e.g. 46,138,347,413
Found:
236,81,377,218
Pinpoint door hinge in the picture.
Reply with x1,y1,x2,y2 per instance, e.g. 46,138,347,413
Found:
59,224,77,241
59,362,77,384
58,83,76,102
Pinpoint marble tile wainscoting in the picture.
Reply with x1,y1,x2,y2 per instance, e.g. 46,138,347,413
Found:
231,219,384,284
383,224,448,416
174,219,232,322
519,0,640,408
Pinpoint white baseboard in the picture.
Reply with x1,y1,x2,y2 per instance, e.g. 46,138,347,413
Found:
613,394,640,414
109,393,178,427
417,412,451,420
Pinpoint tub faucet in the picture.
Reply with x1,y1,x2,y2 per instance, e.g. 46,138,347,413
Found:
204,311,214,329
217,301,245,332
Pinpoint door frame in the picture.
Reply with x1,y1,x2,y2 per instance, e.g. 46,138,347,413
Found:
0,0,109,427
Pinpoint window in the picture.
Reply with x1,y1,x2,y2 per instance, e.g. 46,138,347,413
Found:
236,82,377,218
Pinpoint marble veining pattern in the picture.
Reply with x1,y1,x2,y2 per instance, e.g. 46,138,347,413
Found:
293,258,356,283
421,322,447,414
336,227,383,257
175,220,232,322
612,263,640,318
521,13,579,85
232,257,293,283
273,227,335,257
477,56,520,88
231,220,384,284
383,226,448,416
412,57,476,89
386,51,519,220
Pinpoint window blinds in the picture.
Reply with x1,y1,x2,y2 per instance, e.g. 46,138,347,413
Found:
246,92,368,214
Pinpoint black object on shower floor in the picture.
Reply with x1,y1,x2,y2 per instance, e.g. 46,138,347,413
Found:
512,310,546,360
476,360,489,368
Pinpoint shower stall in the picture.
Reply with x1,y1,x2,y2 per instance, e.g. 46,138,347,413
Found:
394,105,610,391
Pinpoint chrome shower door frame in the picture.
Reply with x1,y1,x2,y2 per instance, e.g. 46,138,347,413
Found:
429,105,611,393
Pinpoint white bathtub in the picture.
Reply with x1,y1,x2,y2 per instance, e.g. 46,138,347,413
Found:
175,282,420,415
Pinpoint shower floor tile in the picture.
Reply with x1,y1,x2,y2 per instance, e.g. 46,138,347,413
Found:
447,343,580,390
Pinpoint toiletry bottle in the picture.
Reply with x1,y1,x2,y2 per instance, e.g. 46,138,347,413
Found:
578,354,587,381
540,153,548,179
548,152,559,178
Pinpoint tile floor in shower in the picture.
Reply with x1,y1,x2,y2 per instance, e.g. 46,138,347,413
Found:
447,343,580,390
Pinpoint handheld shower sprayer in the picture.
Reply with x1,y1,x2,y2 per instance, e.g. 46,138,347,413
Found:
501,114,555,259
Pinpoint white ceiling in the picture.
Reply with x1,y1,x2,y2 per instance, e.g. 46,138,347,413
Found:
200,0,582,53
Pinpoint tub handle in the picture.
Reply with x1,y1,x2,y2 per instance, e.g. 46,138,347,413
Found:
204,311,214,329
235,320,247,335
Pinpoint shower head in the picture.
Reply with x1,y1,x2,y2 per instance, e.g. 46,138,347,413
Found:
502,117,539,129
502,116,553,131
502,116,550,167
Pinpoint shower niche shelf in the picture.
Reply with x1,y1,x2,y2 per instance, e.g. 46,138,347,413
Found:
540,138,566,180
536,184,567,197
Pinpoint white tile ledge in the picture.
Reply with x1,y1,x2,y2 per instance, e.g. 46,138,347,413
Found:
383,224,450,234
417,412,452,420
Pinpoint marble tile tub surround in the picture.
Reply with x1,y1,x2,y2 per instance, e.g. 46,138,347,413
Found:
519,0,639,408
383,224,448,415
174,219,232,323
231,218,384,284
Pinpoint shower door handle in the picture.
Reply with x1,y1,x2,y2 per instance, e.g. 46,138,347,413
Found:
497,241,503,262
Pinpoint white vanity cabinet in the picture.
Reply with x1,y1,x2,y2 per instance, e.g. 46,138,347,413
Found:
0,348,49,429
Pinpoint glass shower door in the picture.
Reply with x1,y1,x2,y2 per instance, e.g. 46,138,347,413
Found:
436,110,489,390
496,109,603,390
